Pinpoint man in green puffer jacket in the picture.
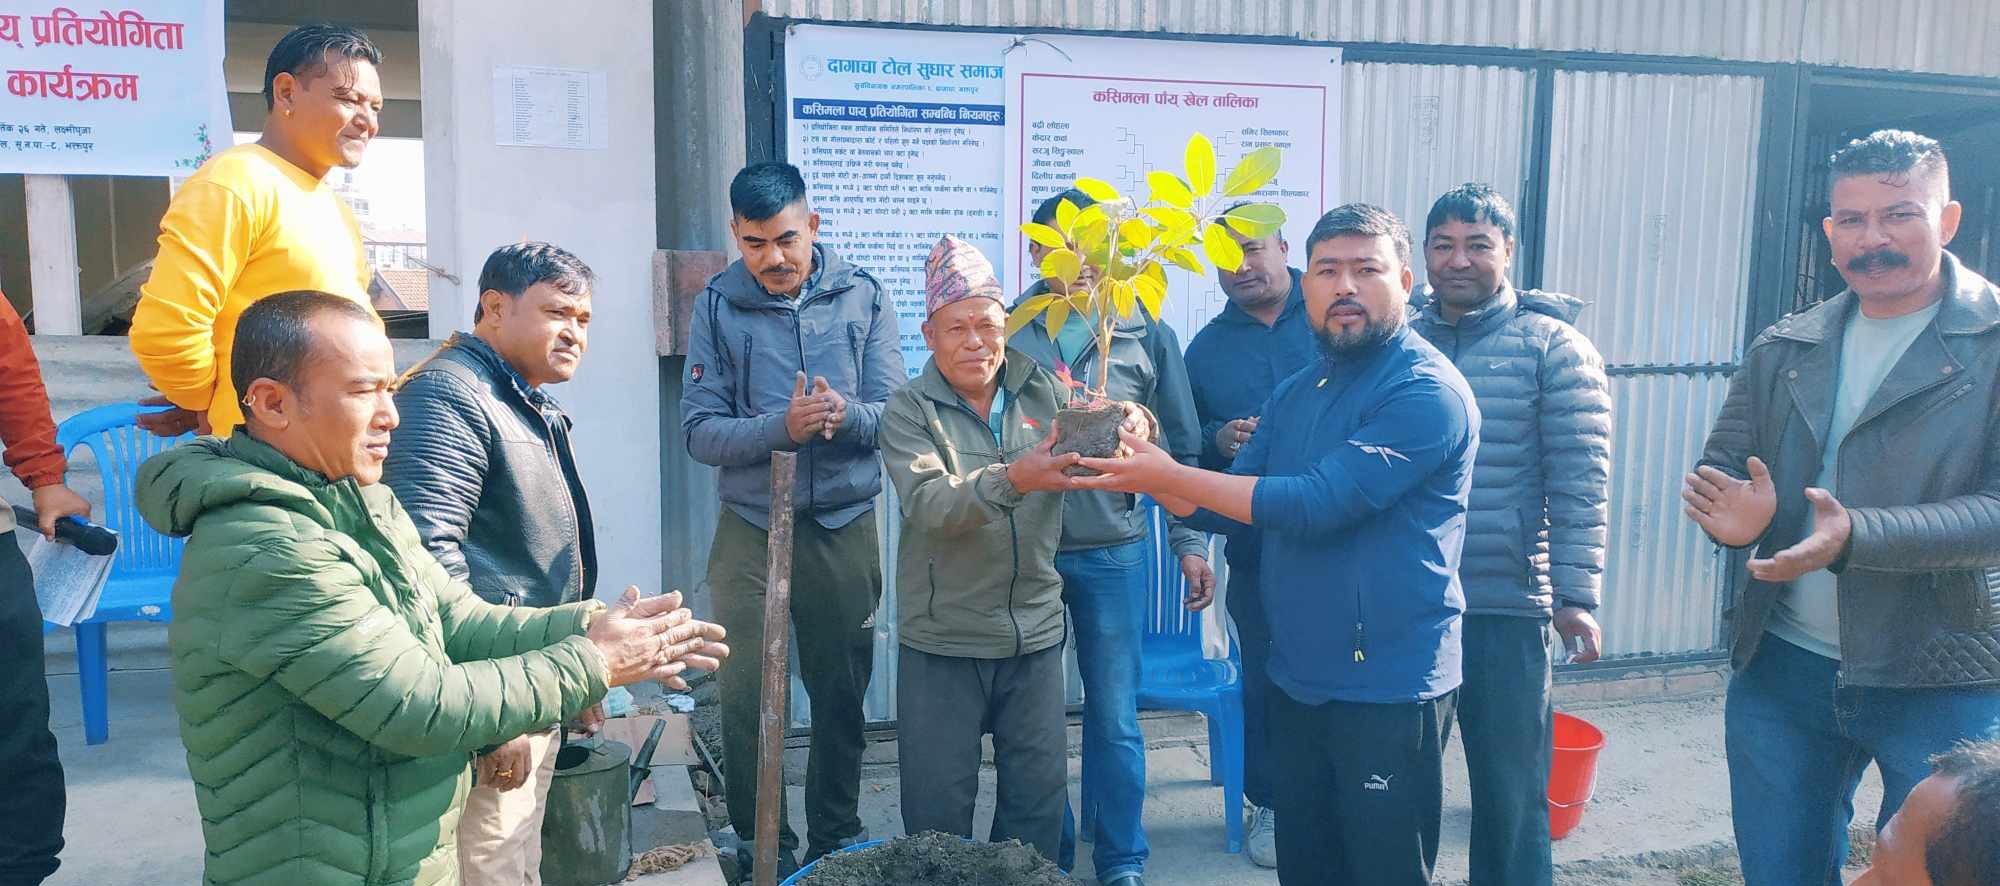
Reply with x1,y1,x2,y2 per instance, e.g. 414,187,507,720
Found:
137,291,728,885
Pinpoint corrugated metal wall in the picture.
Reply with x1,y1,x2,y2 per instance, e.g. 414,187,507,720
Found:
1338,62,1534,291
1599,373,1730,657
758,0,2000,77
1801,0,2000,79
1543,71,1763,367
1540,69,1764,658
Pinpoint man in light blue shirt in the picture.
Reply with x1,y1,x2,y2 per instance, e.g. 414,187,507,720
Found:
1766,299,1941,660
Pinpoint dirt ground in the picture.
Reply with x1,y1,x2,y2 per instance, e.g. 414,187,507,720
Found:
796,832,1069,886
687,683,1889,886
41,628,1897,886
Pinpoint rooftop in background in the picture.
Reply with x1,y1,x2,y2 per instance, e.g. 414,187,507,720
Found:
371,268,432,312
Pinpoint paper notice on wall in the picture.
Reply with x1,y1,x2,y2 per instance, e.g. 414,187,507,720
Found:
492,65,608,150
785,25,1015,377
1003,37,1341,345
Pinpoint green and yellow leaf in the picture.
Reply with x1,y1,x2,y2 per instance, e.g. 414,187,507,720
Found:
1148,171,1193,209
1006,293,1056,337
1185,132,1216,198
1222,202,1287,239
1164,246,1205,275
1039,247,1083,288
1075,214,1111,261
1202,221,1245,271
1110,278,1138,318
1142,206,1198,235
1075,177,1122,203
1119,218,1156,250
1055,198,1081,235
1021,222,1068,250
1046,296,1071,336
1222,146,1282,197
1134,271,1166,320
1074,202,1107,229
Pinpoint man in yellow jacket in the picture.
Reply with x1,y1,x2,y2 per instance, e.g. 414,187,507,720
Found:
130,23,383,437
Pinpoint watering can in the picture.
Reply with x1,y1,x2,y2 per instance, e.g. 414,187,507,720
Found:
539,719,670,886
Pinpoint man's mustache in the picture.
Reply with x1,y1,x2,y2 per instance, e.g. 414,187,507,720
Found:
1847,249,1910,273
1326,297,1364,316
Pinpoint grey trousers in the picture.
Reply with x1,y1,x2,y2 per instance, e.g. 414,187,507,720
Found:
709,509,882,858
896,642,1068,865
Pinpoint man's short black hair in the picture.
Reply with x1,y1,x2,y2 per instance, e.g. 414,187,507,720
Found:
473,242,595,324
1829,129,1950,193
729,162,809,222
1928,739,2000,885
1032,189,1095,228
1306,203,1412,269
231,291,376,399
262,24,381,110
1425,183,1517,243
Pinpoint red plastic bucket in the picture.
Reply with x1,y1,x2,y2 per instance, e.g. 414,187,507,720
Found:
1548,711,1605,840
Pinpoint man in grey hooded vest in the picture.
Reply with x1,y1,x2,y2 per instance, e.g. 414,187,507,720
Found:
682,162,905,881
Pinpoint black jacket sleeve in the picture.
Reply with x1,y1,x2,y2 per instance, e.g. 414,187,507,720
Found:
383,370,493,583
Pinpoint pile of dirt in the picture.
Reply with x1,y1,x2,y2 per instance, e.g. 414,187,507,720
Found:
797,832,1068,886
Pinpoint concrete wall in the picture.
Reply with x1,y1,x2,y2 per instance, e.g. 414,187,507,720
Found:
653,3,750,602
418,0,663,602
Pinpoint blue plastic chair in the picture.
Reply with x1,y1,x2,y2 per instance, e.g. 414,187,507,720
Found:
1133,502,1244,854
51,403,189,745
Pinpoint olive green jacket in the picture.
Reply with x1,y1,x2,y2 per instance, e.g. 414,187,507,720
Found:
137,434,609,885
878,354,1068,659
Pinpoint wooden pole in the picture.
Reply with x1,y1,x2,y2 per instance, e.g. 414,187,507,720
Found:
752,451,797,886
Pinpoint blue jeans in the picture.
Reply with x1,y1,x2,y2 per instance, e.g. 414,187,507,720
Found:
1725,634,2000,886
1056,540,1150,881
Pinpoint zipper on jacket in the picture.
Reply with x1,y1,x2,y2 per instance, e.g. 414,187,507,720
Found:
1352,587,1367,663
367,766,390,881
945,395,1026,655
927,559,939,622
539,408,586,604
1007,512,1024,658
792,309,816,514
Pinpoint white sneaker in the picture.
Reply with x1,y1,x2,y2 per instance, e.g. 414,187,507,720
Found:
1246,805,1277,868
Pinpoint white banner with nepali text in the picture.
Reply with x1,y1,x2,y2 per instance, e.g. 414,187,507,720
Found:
0,1,228,176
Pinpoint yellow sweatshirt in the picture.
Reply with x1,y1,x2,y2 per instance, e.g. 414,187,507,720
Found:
130,143,376,435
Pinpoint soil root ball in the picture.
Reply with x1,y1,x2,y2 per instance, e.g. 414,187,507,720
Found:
1051,400,1128,477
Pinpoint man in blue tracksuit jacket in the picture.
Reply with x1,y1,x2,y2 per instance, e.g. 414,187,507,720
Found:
1182,217,1318,868
1072,204,1478,886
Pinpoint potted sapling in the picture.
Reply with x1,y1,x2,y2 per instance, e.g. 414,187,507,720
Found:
1010,132,1286,471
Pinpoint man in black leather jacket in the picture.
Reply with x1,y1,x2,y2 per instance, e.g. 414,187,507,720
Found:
382,241,601,886
1684,130,2000,886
